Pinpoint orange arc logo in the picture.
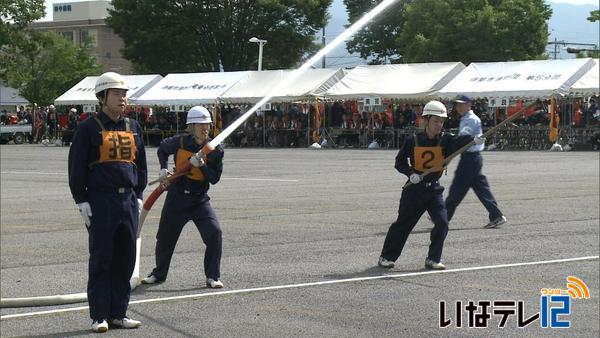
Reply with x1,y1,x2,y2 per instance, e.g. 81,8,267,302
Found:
566,276,590,299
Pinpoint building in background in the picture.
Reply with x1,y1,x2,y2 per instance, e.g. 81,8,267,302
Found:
30,0,132,74
1,83,30,114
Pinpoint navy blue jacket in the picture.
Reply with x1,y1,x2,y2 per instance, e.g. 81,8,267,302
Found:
395,132,472,183
157,134,224,195
68,112,148,203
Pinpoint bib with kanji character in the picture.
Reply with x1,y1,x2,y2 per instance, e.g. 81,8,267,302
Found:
176,148,206,181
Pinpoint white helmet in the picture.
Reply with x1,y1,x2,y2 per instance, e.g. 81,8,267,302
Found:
70,108,77,113
95,72,128,94
186,106,212,124
422,100,448,118
48,104,55,110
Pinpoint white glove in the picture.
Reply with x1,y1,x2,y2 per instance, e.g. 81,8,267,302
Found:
474,135,486,145
409,173,422,184
77,202,92,228
190,153,205,167
137,199,143,214
159,168,170,181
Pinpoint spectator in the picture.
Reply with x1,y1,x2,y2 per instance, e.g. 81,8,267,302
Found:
586,98,598,125
62,108,78,145
47,105,58,140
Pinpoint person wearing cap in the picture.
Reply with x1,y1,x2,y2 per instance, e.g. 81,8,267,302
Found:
445,95,507,229
142,106,225,289
378,100,482,270
68,72,147,333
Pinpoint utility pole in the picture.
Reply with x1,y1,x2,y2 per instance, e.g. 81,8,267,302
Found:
547,39,598,59
322,27,326,68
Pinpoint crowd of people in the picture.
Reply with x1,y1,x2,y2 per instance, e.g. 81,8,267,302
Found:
2,95,598,148
0,104,80,144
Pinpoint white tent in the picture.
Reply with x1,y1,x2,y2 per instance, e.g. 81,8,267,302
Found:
569,59,599,96
131,71,250,105
437,58,596,99
219,68,346,103
54,74,162,105
323,62,465,99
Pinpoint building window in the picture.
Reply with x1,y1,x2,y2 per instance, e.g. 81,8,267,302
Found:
80,29,97,48
54,4,72,12
59,31,74,42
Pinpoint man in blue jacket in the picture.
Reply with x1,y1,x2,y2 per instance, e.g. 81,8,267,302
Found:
445,95,506,229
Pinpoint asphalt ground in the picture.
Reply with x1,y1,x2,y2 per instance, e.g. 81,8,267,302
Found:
0,144,598,337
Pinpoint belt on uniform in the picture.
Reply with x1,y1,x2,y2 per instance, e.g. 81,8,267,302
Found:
91,187,132,194
420,181,439,187
180,189,204,195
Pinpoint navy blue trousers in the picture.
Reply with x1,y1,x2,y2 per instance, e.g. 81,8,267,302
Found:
87,190,137,321
151,191,222,281
445,152,503,223
381,182,448,263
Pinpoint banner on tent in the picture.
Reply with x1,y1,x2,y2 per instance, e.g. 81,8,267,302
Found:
488,97,510,108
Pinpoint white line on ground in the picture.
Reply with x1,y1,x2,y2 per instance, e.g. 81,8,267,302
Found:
0,171,298,182
222,177,298,182
1,171,66,176
2,255,597,320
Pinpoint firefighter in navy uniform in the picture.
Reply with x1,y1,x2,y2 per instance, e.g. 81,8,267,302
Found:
68,72,147,333
142,106,225,289
378,100,483,270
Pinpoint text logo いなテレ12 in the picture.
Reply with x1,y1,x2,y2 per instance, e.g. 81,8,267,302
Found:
439,276,590,329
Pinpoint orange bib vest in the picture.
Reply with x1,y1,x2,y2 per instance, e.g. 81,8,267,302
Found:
175,137,207,181
90,117,136,166
412,134,444,174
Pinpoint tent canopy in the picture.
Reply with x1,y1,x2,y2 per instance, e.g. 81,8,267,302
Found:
219,68,346,103
1,83,29,106
570,59,599,96
54,74,162,105
131,71,250,105
323,62,465,99
437,58,596,99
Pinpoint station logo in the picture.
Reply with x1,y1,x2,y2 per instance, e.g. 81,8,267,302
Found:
439,276,590,329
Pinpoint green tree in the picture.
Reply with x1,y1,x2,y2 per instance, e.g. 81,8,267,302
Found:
398,0,552,64
588,9,600,22
7,31,102,104
0,0,45,37
1,0,102,105
343,0,411,64
1,0,45,66
573,9,599,58
106,0,332,74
